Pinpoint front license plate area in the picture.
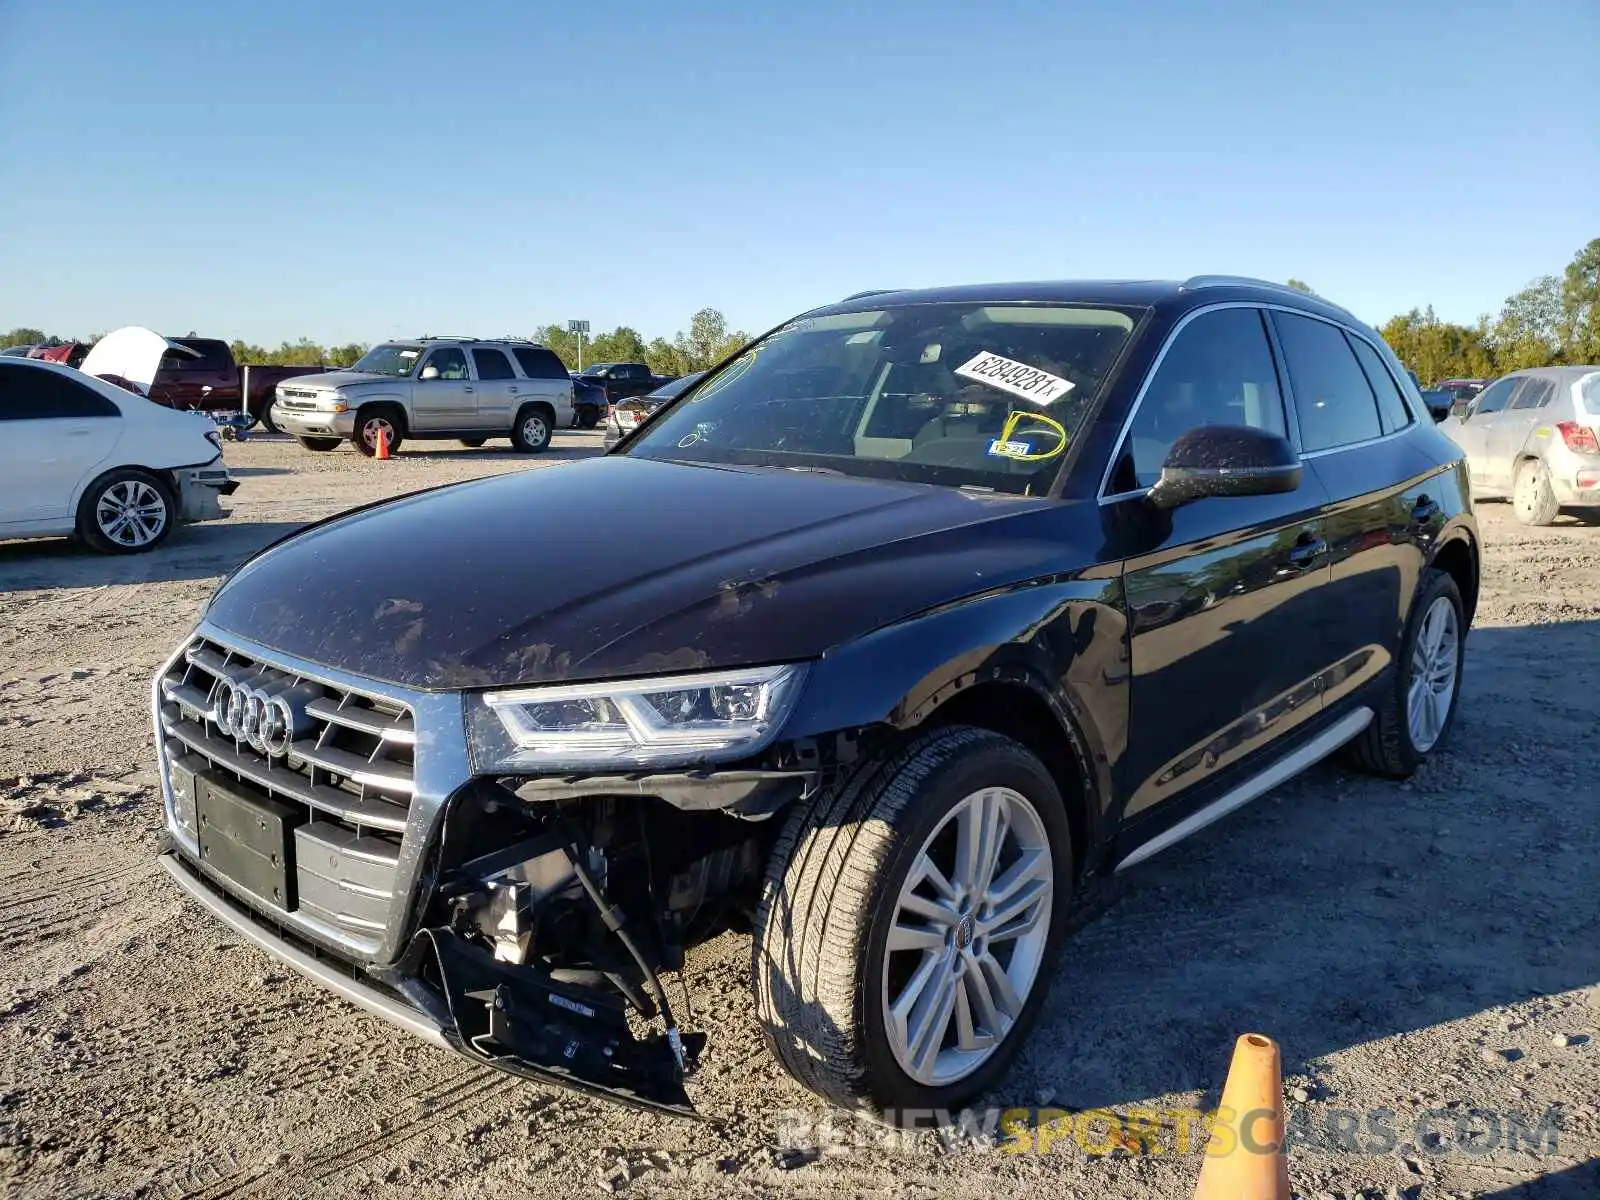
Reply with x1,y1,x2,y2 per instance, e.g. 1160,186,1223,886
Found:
195,773,301,910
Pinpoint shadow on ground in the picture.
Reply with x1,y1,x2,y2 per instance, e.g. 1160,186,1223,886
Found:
936,620,1600,1119
1479,1161,1600,1197
0,521,306,592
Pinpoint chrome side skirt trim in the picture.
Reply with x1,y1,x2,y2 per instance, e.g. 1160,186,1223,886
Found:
159,853,448,1049
1115,706,1373,872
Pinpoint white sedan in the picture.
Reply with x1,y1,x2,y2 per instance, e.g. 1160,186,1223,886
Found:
0,356,236,554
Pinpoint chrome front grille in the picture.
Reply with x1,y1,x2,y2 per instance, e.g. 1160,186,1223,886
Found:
278,387,319,403
157,636,416,953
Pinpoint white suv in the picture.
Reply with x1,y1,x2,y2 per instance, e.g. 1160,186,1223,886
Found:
271,338,577,456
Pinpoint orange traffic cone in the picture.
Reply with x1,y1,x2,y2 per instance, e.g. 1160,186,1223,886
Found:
375,426,391,460
1194,1034,1291,1200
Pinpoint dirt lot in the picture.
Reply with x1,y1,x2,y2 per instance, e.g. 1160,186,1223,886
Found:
1,433,1595,1200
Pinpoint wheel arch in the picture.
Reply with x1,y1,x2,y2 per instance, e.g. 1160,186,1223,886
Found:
1430,527,1479,625
514,398,557,428
781,582,1124,875
918,676,1097,879
355,398,409,434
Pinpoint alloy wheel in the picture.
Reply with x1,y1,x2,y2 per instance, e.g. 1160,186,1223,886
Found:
882,786,1053,1087
522,415,549,447
95,479,168,548
1407,595,1459,752
362,417,395,449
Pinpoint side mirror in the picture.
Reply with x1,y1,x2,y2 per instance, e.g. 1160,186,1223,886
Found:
1148,425,1302,510
420,365,440,381
1450,400,1471,420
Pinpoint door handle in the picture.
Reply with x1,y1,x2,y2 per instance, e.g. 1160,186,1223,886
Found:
508,386,518,394
1411,496,1441,524
464,386,474,393
1287,535,1328,570
65,428,93,437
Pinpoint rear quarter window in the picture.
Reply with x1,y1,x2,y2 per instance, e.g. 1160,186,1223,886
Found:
512,347,570,379
1347,335,1413,434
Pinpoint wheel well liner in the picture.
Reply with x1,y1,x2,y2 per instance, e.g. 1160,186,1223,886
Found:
922,680,1093,876
1431,533,1479,624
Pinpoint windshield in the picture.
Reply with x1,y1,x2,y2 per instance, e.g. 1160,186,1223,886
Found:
624,303,1139,494
351,343,423,378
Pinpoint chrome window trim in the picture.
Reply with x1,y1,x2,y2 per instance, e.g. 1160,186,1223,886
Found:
1097,301,1416,505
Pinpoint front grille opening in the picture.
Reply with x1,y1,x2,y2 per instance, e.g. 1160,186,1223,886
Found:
158,636,420,953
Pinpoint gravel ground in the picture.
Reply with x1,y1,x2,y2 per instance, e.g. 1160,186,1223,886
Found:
1,433,1595,1200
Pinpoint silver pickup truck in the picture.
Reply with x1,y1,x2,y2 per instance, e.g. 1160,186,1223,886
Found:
271,338,576,456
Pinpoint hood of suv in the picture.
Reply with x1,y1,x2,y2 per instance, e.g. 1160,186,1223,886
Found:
282,370,408,391
203,457,1073,689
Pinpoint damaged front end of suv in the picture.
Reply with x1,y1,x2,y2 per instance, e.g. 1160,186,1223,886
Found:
154,635,829,1117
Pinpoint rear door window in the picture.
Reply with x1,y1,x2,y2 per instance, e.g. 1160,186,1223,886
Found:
1471,377,1518,415
1347,335,1413,434
1112,307,1287,492
472,349,516,381
1509,378,1555,409
0,365,121,419
1272,313,1383,451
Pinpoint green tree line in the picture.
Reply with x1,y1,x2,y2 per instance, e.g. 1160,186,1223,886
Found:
10,244,1595,387
4,306,751,377
1368,237,1596,384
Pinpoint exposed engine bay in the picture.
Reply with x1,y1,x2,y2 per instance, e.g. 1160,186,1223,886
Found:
386,781,773,1115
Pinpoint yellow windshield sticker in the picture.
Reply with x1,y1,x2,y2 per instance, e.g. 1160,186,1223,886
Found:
987,410,1069,461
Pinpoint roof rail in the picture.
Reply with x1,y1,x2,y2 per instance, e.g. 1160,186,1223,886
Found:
415,334,478,343
840,289,900,301
1179,276,1355,316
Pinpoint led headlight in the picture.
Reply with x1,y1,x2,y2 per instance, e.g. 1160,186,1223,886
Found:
468,664,808,772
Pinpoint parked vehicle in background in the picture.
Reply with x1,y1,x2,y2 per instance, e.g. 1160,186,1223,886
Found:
572,375,608,430
271,337,576,456
1437,377,1487,402
134,337,326,431
2,345,39,358
576,361,677,405
1419,387,1456,421
31,342,91,368
1440,366,1600,524
603,371,703,449
149,277,1478,1118
0,357,235,553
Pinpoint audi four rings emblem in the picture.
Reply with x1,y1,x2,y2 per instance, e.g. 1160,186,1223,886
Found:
210,672,308,757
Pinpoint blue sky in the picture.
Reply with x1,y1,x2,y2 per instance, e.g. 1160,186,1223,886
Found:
1,0,1594,345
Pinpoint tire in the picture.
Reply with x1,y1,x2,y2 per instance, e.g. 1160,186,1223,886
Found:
352,407,404,457
297,437,341,452
259,407,282,435
576,405,601,430
511,406,552,453
76,468,177,555
753,726,1072,1116
1341,568,1466,779
458,438,487,448
1512,458,1559,526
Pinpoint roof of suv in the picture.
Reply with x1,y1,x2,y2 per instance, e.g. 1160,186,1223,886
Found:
815,277,1361,326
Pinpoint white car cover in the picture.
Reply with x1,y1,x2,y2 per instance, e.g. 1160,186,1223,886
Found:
78,326,198,396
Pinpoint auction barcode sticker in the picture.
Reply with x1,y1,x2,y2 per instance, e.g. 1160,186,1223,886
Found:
954,351,1074,407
